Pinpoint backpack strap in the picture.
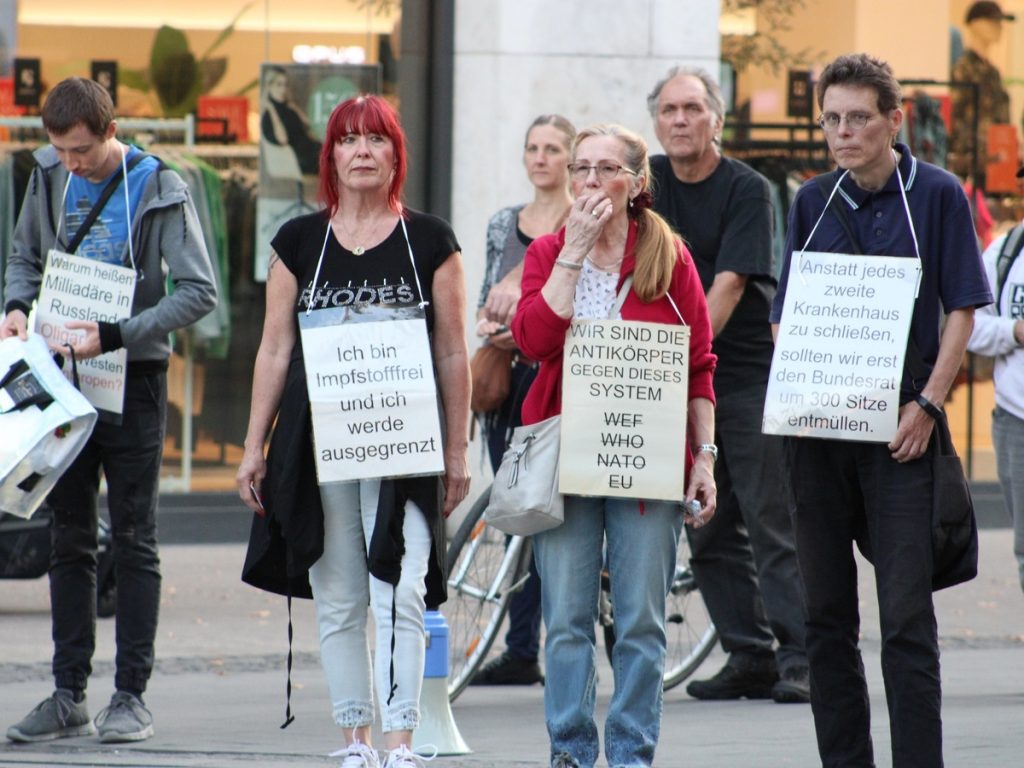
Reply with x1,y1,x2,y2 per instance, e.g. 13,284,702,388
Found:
994,222,1024,316
814,173,862,254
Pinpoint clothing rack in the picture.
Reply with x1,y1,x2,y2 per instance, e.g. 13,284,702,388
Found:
722,121,831,168
0,115,196,146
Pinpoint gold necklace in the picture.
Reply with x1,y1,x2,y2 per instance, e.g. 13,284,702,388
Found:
336,215,387,256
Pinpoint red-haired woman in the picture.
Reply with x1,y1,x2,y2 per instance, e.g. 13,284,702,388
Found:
237,95,470,768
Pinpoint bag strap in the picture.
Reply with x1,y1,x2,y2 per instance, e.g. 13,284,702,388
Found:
610,275,634,318
64,151,151,255
814,173,862,255
994,222,1024,316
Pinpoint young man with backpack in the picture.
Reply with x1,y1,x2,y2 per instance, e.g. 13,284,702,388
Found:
967,183,1024,594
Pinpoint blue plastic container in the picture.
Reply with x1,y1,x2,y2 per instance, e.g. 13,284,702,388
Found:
423,609,450,678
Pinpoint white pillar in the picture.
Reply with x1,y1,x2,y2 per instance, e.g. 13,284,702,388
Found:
447,0,720,517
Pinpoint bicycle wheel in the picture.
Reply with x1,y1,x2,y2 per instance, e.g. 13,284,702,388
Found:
602,534,717,691
444,483,530,702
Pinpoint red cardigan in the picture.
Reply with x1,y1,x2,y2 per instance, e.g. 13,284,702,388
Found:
511,221,717,478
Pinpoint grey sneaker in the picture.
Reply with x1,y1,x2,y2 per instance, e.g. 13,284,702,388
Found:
6,689,95,742
94,692,154,743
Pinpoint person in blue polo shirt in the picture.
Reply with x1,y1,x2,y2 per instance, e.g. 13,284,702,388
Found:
770,53,991,767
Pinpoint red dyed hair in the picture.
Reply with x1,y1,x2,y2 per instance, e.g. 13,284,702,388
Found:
318,94,408,215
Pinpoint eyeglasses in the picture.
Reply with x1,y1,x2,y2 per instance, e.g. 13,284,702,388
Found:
567,162,638,182
817,111,880,132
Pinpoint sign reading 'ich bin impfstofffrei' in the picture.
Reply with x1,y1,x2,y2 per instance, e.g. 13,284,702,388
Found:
763,251,921,443
298,305,444,484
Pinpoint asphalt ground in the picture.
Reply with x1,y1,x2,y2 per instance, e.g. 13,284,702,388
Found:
0,493,1021,767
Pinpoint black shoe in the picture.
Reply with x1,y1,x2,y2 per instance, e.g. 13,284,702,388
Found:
771,664,810,704
686,655,778,700
469,652,544,686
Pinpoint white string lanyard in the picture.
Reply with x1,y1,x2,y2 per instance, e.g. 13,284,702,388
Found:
56,144,138,275
305,210,429,316
797,150,922,297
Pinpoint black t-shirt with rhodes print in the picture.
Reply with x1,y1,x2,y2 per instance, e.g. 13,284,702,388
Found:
271,208,460,335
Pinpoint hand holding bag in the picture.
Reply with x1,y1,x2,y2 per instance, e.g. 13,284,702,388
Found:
0,335,97,519
485,414,563,535
470,342,513,413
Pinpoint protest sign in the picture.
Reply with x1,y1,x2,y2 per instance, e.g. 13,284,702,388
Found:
560,319,689,500
299,306,444,483
763,251,920,442
34,250,133,415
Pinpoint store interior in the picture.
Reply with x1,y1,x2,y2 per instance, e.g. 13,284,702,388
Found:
1,0,1017,488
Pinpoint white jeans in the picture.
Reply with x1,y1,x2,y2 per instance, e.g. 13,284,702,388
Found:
309,478,431,732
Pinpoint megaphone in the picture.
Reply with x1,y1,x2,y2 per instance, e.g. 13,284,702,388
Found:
412,610,471,756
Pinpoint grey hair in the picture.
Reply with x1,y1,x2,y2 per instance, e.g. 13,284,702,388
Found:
646,65,725,126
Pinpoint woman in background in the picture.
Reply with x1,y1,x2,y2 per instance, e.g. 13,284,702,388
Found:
471,114,575,687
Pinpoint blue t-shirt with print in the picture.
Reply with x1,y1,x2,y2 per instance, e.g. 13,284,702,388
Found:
65,146,159,265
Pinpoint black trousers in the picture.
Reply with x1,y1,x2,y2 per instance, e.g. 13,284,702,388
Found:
48,370,167,695
785,437,942,768
687,384,806,670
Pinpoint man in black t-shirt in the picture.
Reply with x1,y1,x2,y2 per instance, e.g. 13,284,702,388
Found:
647,66,809,704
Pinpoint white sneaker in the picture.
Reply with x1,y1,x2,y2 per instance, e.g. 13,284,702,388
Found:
382,743,437,768
329,739,382,768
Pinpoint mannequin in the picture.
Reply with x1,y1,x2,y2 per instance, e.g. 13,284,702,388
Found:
950,1,1015,183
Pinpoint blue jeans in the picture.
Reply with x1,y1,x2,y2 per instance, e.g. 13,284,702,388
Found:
992,405,1024,593
47,369,167,695
309,479,431,732
532,495,682,768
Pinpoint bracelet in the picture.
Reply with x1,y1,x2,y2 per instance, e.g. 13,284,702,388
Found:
697,443,718,461
914,394,943,421
555,258,583,271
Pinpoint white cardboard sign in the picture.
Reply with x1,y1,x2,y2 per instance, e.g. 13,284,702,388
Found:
763,251,920,442
34,250,133,415
559,319,689,500
298,306,444,484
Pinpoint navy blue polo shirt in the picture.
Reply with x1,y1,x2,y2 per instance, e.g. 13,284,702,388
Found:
771,143,992,396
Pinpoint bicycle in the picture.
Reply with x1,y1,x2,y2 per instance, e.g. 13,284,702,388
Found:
444,482,717,702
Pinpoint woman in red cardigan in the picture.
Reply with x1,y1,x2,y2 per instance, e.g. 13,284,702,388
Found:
511,124,717,768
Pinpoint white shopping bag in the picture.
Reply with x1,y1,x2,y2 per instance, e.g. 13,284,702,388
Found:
0,335,98,518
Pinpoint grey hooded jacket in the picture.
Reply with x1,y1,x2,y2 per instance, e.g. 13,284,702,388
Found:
4,144,218,363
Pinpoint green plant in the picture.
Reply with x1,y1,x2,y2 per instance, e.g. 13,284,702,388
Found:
348,0,399,13
120,3,254,117
721,0,823,74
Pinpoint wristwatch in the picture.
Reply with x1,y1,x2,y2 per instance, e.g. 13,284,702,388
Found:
697,443,718,462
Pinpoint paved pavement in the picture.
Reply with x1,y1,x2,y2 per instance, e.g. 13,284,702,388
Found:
1,525,1022,767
